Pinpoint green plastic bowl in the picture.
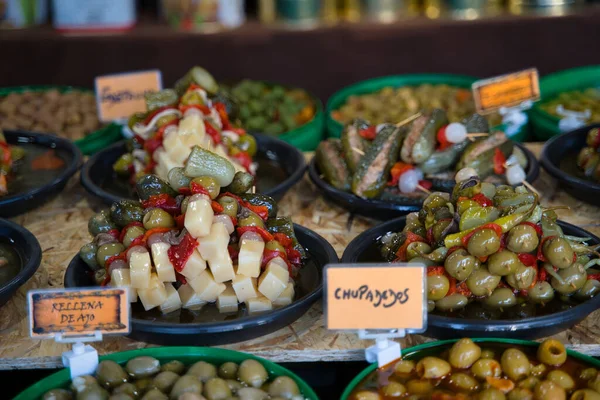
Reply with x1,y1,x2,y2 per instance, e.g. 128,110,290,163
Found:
14,346,319,399
278,95,324,152
341,338,600,399
0,85,123,155
531,65,600,141
325,74,531,142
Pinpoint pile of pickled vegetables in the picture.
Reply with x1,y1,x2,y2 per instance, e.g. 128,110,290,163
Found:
379,172,600,314
82,146,306,315
577,127,600,181
316,110,528,202
113,66,258,186
350,338,598,400
540,88,600,123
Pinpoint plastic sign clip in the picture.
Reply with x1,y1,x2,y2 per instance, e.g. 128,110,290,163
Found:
61,341,100,379
360,329,405,368
556,105,590,133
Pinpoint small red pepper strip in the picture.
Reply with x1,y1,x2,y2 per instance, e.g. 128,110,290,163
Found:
186,83,204,92
190,182,211,197
436,125,453,151
0,142,12,166
456,281,472,297
230,128,246,136
179,103,211,115
211,201,224,213
143,227,174,242
142,193,180,215
273,233,293,248
119,221,144,243
262,249,287,268
461,223,503,248
228,245,239,262
175,214,185,230
518,253,537,267
388,162,413,187
447,246,463,256
587,274,600,281
471,193,493,207
245,204,269,221
107,229,120,239
204,121,221,145
395,231,427,262
219,192,243,203
178,187,192,196
232,151,252,172
286,248,302,267
127,236,146,250
520,221,543,237
418,180,432,190
214,102,232,130
537,235,556,262
493,148,507,175
358,126,377,140
168,233,199,272
427,266,446,276
538,266,548,282
447,276,457,295
176,273,188,285
237,226,274,242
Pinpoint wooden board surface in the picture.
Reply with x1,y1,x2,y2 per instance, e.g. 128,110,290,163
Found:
3,143,600,370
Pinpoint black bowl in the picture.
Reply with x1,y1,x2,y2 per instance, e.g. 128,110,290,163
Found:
81,133,306,205
0,218,42,307
0,130,82,217
341,216,600,339
541,124,600,206
309,143,539,220
65,224,337,345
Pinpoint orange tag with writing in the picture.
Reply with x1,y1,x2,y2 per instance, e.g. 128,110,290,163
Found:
472,68,540,114
324,264,426,331
28,288,130,339
95,70,162,122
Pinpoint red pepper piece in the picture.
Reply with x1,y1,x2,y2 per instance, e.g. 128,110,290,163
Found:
232,151,252,172
142,194,180,215
179,104,211,115
358,126,377,140
211,201,224,213
493,148,507,175
143,227,174,242
186,83,204,92
228,245,239,262
219,192,243,203
418,180,432,190
0,142,12,166
245,204,269,221
447,276,457,295
587,274,600,281
143,105,178,125
447,246,463,256
168,233,199,272
456,281,472,297
395,231,427,262
538,266,548,282
520,221,543,237
427,266,445,276
175,214,185,230
237,226,274,242
119,222,144,243
461,223,503,248
262,249,286,268
436,125,453,150
471,193,493,207
537,235,556,262
189,182,210,197
388,162,413,187
127,236,146,250
273,233,293,248
178,187,192,196
204,121,221,145
230,128,246,136
107,229,120,239
518,253,537,267
286,248,302,267
176,273,188,285
214,102,231,130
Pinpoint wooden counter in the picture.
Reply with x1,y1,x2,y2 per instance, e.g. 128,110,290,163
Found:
2,143,600,370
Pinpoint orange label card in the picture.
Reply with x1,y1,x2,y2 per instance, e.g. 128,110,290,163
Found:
95,70,162,122
324,264,426,331
28,288,130,339
472,68,540,114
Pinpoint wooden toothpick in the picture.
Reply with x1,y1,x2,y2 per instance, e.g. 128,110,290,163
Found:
352,147,365,156
395,112,422,128
522,180,540,196
417,184,431,194
251,186,256,194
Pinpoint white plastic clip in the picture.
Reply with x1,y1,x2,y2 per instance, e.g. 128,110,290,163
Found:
499,100,533,138
360,329,404,367
58,332,103,379
556,105,590,133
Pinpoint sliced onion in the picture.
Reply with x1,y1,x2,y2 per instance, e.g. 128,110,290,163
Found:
240,230,262,243
126,245,148,261
132,108,182,138
108,259,128,275
399,169,419,193
214,214,235,234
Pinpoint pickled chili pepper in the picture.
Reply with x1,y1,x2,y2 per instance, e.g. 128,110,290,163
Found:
395,231,427,262
493,148,507,175
587,274,600,281
168,232,199,272
245,203,269,220
143,105,178,125
273,233,293,248
418,180,433,190
176,273,187,285
175,214,185,230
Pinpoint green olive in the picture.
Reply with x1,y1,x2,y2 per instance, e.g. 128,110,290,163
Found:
238,359,268,388
72,375,98,393
484,288,517,309
519,377,540,390
237,386,270,399
94,269,107,286
507,388,533,400
394,360,415,376
546,370,574,390
134,377,153,394
537,339,567,366
552,264,587,294
427,300,435,312
268,376,300,398
476,388,506,400
543,237,574,269
507,225,539,254
77,385,110,400
471,358,502,380
80,242,100,271
42,388,73,400
109,394,135,400
481,349,495,359
188,361,217,383
382,381,406,397
191,176,220,200
110,200,145,228
572,389,600,400
161,360,186,375
449,372,479,392
467,229,501,258
236,135,257,157
238,212,264,229
96,360,129,389
405,379,433,395
141,388,168,400
445,249,477,281
581,368,598,381
589,374,600,392
113,383,139,398
435,294,468,311
534,380,566,400
406,241,432,260
218,362,239,380
576,279,600,300
218,196,239,219
88,210,118,236
143,208,175,230
352,391,381,400
487,250,520,276
501,348,531,381
530,363,547,377
226,379,243,392
467,268,501,297
527,282,555,304
152,371,180,393
122,225,146,247
449,338,481,369
126,356,161,379
203,377,232,400
416,357,451,379
506,265,536,290
96,243,125,269
170,375,203,399
427,274,450,301
265,240,286,253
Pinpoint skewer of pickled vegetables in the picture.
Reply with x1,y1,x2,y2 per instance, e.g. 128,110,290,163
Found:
81,146,304,314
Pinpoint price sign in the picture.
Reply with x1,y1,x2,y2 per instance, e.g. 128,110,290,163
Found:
472,68,540,114
28,288,130,339
324,263,426,332
95,70,162,122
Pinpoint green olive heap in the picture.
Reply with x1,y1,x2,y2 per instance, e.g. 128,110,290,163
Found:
331,84,502,127
379,174,600,314
577,128,600,181
231,80,316,136
113,66,258,187
540,88,600,123
41,355,306,400
351,338,600,400
315,110,528,202
82,147,306,315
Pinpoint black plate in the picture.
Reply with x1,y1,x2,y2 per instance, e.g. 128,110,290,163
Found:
65,224,337,345
0,218,42,307
308,143,539,220
0,130,82,217
81,133,306,205
541,123,600,206
341,216,600,339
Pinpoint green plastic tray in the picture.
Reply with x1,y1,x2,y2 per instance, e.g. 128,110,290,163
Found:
341,338,600,399
325,74,530,142
0,85,123,155
530,65,600,141
14,346,319,400
278,95,325,152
